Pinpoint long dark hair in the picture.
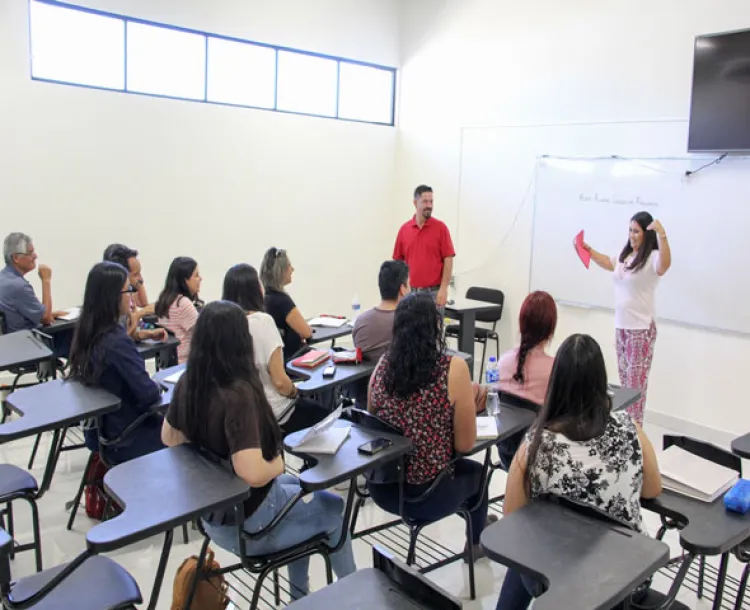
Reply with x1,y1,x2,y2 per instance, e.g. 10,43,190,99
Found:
383,293,446,398
525,334,612,491
68,262,129,386
619,211,659,273
513,291,557,384
155,257,198,318
222,264,264,313
170,301,281,460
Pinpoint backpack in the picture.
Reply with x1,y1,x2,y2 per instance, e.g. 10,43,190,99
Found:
84,452,109,520
171,547,229,610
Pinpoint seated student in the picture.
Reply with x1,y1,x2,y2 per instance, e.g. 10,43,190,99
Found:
260,247,312,360
0,232,71,357
103,243,162,342
353,260,410,362
68,262,166,465
367,293,494,559
155,257,203,364
496,333,662,610
222,264,328,434
161,300,356,600
497,291,557,405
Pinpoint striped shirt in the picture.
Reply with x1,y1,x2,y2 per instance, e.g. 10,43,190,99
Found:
157,296,199,363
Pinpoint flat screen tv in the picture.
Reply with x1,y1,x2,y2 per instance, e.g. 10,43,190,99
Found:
688,28,750,152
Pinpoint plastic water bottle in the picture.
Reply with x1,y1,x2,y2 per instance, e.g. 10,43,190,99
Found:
486,390,500,417
485,356,499,385
351,294,361,322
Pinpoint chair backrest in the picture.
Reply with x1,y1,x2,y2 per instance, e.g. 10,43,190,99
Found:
466,286,504,323
663,435,742,476
372,545,462,610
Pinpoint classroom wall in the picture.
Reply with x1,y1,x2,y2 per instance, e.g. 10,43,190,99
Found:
0,0,399,316
396,0,750,439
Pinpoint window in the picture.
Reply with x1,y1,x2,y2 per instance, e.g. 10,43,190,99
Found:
338,63,395,124
207,38,276,108
29,1,125,90
126,23,206,100
27,0,396,125
276,51,338,117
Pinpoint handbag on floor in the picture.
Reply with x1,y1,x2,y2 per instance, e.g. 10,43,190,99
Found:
84,452,109,520
171,546,229,610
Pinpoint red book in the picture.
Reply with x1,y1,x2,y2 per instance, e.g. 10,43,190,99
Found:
575,230,591,269
290,350,330,368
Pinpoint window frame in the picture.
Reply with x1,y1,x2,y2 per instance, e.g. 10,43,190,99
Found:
27,0,397,126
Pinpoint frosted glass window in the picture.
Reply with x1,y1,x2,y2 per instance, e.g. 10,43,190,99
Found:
30,1,125,90
126,22,206,100
276,51,337,117
207,38,275,108
338,63,394,124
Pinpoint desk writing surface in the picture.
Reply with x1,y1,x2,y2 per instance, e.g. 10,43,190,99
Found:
2,379,120,442
309,324,352,345
286,356,375,395
469,405,536,456
136,335,180,359
481,501,669,610
642,489,750,555
731,432,750,459
445,298,501,314
284,421,412,491
88,444,250,553
286,568,426,610
0,330,53,370
43,317,77,335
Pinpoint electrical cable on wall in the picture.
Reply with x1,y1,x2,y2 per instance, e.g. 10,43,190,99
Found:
685,153,727,177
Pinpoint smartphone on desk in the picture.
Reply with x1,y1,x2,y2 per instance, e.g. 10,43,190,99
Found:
358,438,394,456
322,365,336,378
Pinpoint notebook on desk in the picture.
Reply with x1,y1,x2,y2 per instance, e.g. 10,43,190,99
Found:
290,349,330,368
308,317,349,328
287,405,350,454
55,307,81,321
659,445,739,502
476,416,499,439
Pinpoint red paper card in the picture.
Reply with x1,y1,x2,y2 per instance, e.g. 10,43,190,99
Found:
575,230,591,269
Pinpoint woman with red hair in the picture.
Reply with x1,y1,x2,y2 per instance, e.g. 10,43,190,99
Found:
496,291,558,405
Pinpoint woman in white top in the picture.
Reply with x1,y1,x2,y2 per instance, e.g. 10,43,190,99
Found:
581,211,671,425
222,264,328,434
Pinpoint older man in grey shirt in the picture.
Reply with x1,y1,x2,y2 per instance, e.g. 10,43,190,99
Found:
0,232,60,333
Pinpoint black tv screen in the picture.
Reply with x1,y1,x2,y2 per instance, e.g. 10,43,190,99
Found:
688,28,750,152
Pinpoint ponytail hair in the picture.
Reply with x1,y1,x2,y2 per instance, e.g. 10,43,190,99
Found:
513,291,558,385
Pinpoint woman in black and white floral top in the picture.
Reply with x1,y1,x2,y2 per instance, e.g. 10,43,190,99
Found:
496,333,663,610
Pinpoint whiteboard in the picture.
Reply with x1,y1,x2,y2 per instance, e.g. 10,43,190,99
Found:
530,156,750,334
457,120,750,335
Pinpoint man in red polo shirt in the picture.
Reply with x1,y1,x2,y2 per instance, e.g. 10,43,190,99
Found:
393,184,455,307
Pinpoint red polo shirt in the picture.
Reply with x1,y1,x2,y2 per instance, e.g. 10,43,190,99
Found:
393,216,455,288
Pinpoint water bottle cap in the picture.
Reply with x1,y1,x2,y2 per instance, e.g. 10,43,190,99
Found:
489,356,497,362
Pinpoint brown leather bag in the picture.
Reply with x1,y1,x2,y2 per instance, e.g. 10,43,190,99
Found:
171,547,229,610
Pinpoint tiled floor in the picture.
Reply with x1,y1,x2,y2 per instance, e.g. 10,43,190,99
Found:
0,402,747,609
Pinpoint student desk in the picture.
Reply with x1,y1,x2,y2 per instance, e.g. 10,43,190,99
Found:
445,298,503,376
481,500,670,610
136,335,180,369
642,490,750,610
3,380,121,494
287,357,375,395
88,444,251,610
43,317,77,335
731,432,750,459
472,404,537,456
0,330,53,371
309,324,353,346
608,384,641,412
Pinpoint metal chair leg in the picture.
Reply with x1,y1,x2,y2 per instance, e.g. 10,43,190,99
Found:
406,526,421,566
323,551,333,584
697,555,705,598
181,523,189,544
6,503,14,560
735,563,750,610
463,512,476,600
184,535,210,610
27,434,42,470
479,340,488,381
273,569,281,606
66,453,94,530
28,498,42,572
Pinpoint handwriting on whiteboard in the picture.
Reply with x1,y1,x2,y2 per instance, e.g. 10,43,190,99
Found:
579,193,659,207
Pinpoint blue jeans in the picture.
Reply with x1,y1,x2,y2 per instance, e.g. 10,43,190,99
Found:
496,569,543,610
203,474,356,600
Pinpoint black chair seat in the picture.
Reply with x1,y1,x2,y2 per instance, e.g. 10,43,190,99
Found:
0,465,38,497
445,324,496,340
245,532,329,565
9,555,142,610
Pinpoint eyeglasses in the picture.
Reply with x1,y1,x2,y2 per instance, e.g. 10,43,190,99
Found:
121,285,137,294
